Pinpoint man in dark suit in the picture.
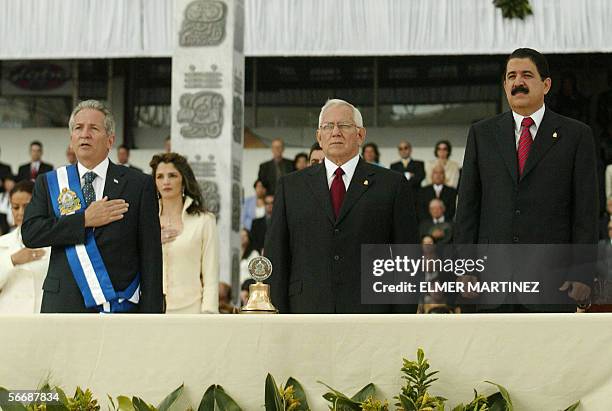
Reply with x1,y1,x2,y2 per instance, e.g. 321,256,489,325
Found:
250,194,273,253
419,198,453,243
390,141,425,197
265,99,418,313
116,144,142,173
417,165,456,222
257,138,294,195
22,100,163,313
455,48,599,310
16,141,53,182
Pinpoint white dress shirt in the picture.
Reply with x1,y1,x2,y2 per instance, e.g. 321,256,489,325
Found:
324,154,360,190
77,157,109,201
433,184,443,198
512,104,546,149
433,216,446,224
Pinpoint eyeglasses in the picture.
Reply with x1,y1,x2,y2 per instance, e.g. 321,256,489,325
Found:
319,122,357,133
398,146,409,150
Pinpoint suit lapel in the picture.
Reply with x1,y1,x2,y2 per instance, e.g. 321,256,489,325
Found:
103,161,128,200
95,161,128,239
520,109,559,181
306,164,336,225
495,111,519,185
336,158,374,225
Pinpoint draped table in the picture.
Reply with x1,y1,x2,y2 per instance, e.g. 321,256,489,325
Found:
0,314,610,410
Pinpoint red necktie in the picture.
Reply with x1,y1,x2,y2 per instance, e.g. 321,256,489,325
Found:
517,117,534,177
330,167,346,218
30,165,38,181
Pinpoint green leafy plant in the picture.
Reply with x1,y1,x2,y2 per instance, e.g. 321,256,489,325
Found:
319,381,387,410
563,401,580,411
395,348,446,411
264,374,309,411
493,0,533,19
110,384,184,411
198,384,242,411
451,382,513,411
66,387,100,411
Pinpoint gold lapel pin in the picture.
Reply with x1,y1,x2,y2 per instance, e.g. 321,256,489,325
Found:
552,132,558,139
363,179,369,186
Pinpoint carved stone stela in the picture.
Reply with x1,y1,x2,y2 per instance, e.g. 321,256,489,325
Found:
179,0,227,47
232,96,243,144
177,91,224,138
231,182,241,232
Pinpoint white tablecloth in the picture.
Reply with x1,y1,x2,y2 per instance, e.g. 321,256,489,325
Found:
0,314,610,410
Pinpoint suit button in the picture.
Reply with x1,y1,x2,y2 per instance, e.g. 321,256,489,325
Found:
513,236,519,243
334,255,340,261
515,209,521,216
334,228,340,234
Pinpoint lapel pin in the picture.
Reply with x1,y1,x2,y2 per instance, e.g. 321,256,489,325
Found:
363,179,369,186
113,178,119,184
552,132,558,139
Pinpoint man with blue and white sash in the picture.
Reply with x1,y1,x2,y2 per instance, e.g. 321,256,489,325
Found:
22,100,163,313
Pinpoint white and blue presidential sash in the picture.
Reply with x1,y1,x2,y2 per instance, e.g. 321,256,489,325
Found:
46,164,140,313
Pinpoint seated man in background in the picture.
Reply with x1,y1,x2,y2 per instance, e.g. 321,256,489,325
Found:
419,198,453,243
417,165,457,222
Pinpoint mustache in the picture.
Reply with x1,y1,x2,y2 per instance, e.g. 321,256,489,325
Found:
511,86,530,95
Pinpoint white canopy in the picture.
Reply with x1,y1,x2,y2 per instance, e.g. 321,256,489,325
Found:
0,0,610,59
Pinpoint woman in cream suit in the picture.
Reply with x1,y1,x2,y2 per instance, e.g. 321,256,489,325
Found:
0,181,50,313
425,140,461,188
150,153,219,314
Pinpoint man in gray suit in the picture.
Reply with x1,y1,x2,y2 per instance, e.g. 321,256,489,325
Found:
455,48,598,310
265,99,418,313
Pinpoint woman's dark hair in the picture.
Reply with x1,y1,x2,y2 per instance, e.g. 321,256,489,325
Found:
241,228,256,260
434,140,452,158
294,152,308,166
150,152,206,215
362,142,380,163
10,180,34,198
253,179,263,190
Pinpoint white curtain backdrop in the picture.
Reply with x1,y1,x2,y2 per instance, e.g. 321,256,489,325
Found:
0,0,611,59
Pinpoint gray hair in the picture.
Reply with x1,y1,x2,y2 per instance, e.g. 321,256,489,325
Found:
429,198,446,210
318,99,364,128
68,99,116,135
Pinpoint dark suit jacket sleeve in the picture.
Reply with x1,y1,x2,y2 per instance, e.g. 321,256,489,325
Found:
16,165,29,182
257,163,267,188
264,177,290,313
454,125,481,244
21,174,87,248
137,175,164,313
568,125,599,285
393,176,418,244
572,126,599,243
392,175,419,313
413,161,425,188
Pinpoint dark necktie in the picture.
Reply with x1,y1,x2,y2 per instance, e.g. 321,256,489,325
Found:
330,167,346,218
517,117,535,177
83,171,97,207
